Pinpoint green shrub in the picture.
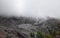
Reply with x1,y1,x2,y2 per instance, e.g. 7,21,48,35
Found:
45,34,51,38
36,31,43,38
52,30,57,37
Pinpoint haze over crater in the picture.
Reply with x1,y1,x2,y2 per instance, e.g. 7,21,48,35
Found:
0,0,60,18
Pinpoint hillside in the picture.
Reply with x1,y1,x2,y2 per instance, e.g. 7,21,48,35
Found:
0,16,60,38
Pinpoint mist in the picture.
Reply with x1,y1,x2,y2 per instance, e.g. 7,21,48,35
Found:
0,0,60,18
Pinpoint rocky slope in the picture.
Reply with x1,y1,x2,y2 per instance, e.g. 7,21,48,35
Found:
0,16,60,38
0,16,37,38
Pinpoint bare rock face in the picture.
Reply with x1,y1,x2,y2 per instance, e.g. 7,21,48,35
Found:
0,29,25,38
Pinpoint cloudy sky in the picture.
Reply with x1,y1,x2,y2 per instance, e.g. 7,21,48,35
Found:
0,0,60,18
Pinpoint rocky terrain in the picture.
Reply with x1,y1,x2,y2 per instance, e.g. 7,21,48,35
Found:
0,16,37,38
0,16,60,38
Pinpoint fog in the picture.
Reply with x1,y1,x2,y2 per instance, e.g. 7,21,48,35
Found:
0,0,60,18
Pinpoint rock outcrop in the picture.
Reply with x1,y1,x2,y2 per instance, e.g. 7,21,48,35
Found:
0,29,25,38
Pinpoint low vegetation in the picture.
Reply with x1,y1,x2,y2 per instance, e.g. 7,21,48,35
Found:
30,30,60,38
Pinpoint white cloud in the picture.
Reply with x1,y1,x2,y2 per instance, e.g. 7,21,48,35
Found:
0,0,60,18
